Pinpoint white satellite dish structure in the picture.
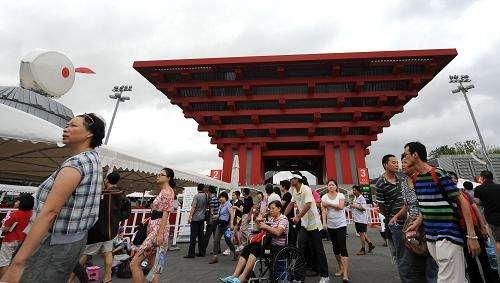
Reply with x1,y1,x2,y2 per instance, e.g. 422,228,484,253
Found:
19,49,94,98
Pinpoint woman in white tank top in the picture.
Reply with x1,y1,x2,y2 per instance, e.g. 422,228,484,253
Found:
321,179,349,282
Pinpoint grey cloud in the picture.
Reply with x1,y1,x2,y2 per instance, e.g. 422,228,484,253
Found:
1,0,499,180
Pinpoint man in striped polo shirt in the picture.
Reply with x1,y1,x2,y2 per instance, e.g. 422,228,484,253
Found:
404,141,480,282
375,154,408,281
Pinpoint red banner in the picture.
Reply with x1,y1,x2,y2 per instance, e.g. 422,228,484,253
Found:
210,170,222,180
358,168,370,185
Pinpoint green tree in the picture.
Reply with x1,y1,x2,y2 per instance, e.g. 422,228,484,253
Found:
430,140,500,159
487,146,500,154
429,145,457,159
454,140,479,154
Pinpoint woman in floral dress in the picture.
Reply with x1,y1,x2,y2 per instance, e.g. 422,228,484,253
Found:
131,168,175,283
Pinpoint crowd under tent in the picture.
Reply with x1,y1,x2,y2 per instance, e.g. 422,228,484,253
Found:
0,103,231,194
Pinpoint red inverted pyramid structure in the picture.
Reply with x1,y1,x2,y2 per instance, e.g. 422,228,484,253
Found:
134,49,457,185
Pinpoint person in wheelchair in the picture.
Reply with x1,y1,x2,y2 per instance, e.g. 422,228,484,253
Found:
221,200,288,283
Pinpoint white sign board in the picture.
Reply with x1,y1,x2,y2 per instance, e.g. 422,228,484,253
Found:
177,187,197,243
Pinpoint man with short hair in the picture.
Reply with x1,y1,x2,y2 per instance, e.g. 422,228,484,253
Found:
280,179,297,246
375,154,409,279
475,170,500,252
285,173,330,283
266,183,281,204
186,183,208,258
204,186,220,254
375,155,408,274
404,141,480,282
79,172,130,283
351,185,375,255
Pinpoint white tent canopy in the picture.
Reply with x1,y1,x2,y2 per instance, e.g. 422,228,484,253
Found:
457,178,481,189
126,191,156,198
0,184,38,194
0,103,231,191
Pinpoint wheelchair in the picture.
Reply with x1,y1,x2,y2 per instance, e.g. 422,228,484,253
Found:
248,242,306,283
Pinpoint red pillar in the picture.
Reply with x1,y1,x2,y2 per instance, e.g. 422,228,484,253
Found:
250,143,262,185
354,142,367,170
238,144,247,185
339,142,353,184
324,142,337,182
222,145,233,183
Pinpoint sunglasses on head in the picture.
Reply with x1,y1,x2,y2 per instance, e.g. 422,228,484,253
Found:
81,113,95,126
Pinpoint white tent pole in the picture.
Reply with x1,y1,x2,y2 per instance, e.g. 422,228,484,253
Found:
172,208,181,247
141,190,146,207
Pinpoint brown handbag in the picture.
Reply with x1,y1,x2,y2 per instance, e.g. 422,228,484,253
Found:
402,216,428,255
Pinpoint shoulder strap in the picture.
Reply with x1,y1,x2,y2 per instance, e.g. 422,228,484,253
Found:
410,172,418,184
430,167,440,185
430,167,446,196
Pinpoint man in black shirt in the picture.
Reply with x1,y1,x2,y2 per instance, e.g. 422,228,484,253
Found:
475,170,500,252
280,180,296,246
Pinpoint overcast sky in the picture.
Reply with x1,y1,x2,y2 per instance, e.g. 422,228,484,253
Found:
1,0,499,183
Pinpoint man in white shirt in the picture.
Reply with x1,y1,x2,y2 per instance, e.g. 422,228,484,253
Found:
265,183,281,204
284,173,330,283
350,185,375,255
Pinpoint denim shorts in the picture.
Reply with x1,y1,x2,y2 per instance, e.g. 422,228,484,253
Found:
20,234,87,283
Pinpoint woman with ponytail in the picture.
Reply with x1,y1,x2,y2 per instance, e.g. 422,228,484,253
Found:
131,168,175,283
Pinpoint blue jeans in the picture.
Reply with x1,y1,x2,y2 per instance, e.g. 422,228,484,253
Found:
389,223,438,283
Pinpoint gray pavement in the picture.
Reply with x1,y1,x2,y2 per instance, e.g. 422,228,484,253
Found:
94,226,400,282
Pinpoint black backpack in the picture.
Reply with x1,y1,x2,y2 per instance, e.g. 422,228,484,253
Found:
119,196,132,221
113,259,132,279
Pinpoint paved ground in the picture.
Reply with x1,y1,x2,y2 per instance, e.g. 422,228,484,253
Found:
94,226,400,282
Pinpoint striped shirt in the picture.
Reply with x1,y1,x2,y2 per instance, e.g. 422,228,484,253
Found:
270,214,289,246
414,168,463,245
209,195,220,221
375,173,405,220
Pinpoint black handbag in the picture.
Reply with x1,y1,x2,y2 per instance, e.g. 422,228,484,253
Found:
204,193,211,222
132,222,148,246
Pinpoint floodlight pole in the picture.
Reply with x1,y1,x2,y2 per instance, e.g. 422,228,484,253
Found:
104,85,132,144
449,75,494,174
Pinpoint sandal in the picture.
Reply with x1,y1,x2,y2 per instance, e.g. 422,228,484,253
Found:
209,256,219,264
334,271,343,277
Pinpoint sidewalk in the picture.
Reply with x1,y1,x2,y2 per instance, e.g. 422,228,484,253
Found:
94,226,399,282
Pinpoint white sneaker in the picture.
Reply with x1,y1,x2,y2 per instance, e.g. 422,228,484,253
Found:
222,249,231,256
318,277,330,283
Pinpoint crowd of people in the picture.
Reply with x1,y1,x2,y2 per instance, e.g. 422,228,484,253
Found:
0,113,499,283
375,141,500,283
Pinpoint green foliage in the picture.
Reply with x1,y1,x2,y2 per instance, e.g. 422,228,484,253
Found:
429,140,499,159
454,140,479,154
429,145,457,159
487,147,500,154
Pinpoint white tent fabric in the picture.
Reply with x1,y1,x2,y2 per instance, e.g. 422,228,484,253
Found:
0,184,38,194
0,103,231,190
231,154,239,188
126,191,156,198
0,103,64,145
457,178,481,189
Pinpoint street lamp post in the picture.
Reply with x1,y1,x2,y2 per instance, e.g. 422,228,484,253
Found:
449,74,494,174
104,85,132,144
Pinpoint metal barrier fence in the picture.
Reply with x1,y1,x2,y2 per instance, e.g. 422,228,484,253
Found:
0,206,382,242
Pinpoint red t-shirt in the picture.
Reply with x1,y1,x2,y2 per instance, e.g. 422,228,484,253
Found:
312,189,321,204
2,210,32,243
